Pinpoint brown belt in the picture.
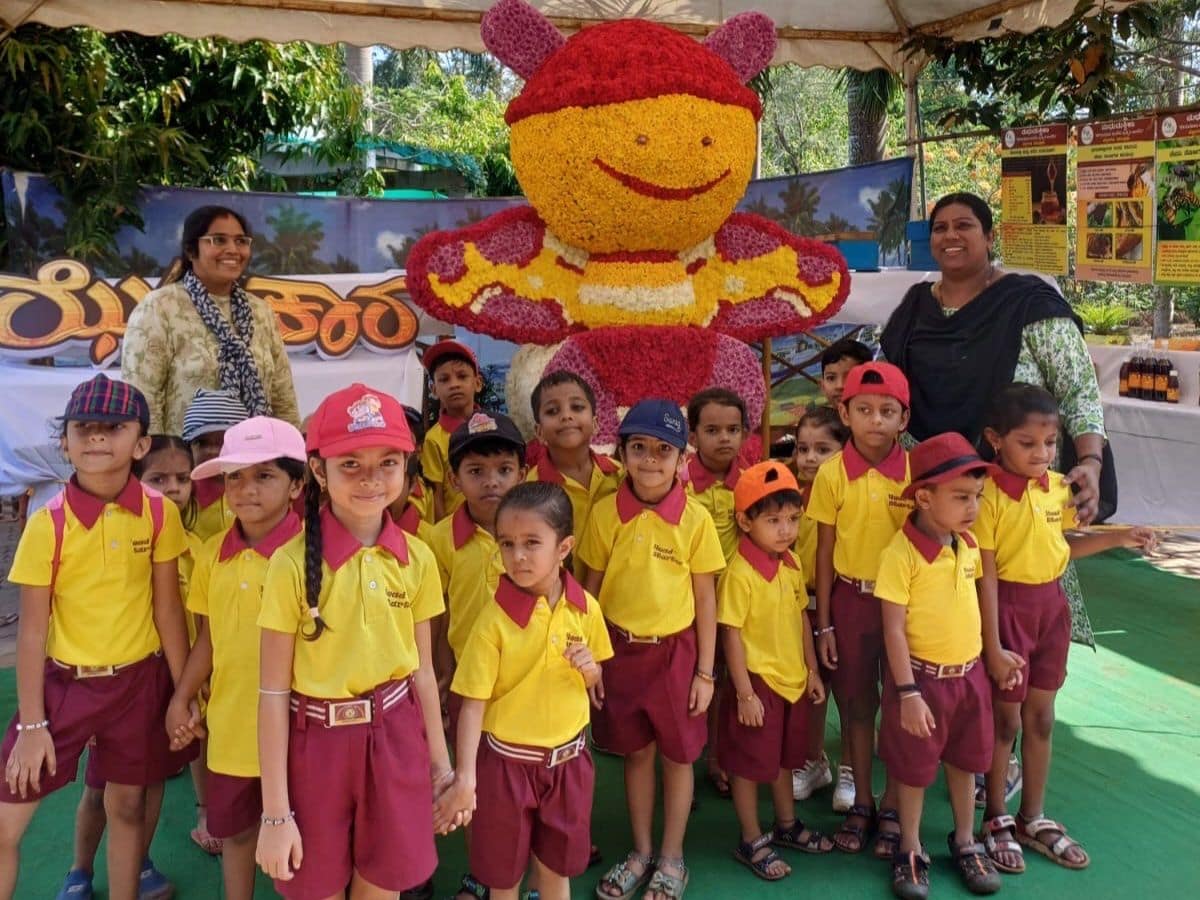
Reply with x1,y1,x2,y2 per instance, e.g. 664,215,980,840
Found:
289,678,410,728
51,652,158,679
485,731,586,768
909,656,978,679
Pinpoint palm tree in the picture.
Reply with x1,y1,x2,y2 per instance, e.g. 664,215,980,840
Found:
780,181,822,236
866,177,912,264
841,68,901,166
255,206,328,275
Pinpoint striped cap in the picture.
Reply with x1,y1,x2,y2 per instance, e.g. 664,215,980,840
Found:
62,374,150,432
182,389,250,443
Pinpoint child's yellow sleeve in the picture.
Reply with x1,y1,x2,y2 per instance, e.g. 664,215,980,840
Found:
585,597,615,663
449,615,500,701
974,482,1000,551
257,549,306,635
872,540,913,608
152,500,187,562
804,461,841,526
716,567,751,629
7,510,53,587
408,538,446,623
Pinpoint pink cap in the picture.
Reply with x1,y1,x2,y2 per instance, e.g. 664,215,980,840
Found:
190,416,307,480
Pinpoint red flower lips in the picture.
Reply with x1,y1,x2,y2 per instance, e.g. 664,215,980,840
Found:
593,158,731,201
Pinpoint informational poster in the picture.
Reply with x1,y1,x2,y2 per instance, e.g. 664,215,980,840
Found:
1075,117,1155,283
1154,112,1200,284
999,124,1069,275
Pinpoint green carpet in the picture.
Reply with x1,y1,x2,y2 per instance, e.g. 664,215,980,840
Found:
5,551,1197,898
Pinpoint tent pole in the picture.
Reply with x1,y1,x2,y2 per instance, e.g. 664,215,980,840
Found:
761,338,772,460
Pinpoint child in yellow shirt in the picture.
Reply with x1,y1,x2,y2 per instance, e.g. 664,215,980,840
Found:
420,339,483,520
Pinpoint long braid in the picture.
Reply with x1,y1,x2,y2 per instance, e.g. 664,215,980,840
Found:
301,468,328,640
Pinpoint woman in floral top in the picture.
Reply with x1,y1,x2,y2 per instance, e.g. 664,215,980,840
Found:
121,206,300,435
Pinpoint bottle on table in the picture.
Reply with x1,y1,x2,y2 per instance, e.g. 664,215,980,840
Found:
1128,355,1144,399
1119,358,1131,397
1167,368,1180,404
1154,358,1170,402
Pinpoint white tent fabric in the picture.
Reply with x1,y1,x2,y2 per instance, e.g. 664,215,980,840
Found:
0,1,1137,72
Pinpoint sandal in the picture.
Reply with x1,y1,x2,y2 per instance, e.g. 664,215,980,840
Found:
948,834,1002,895
643,856,688,900
733,833,790,881
978,814,1024,874
447,873,488,900
594,851,654,900
873,807,902,860
833,803,875,853
1014,813,1090,870
589,844,603,868
890,847,930,900
772,819,834,854
707,765,731,799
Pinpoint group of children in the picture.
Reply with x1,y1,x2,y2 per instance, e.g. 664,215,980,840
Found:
0,336,1156,900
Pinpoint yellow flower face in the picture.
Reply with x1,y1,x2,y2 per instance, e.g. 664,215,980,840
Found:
511,94,757,254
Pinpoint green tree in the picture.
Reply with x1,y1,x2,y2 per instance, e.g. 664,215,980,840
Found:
252,206,327,275
842,69,903,165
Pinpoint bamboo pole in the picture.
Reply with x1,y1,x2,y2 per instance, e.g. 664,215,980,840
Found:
760,338,772,460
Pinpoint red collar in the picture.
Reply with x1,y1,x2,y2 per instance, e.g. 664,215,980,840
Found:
494,572,588,628
65,474,144,529
536,450,619,485
451,503,485,550
992,467,1050,502
393,501,423,537
193,476,225,509
737,536,799,581
842,440,907,482
437,410,468,434
615,479,686,525
684,454,741,493
902,516,977,565
219,511,302,562
320,506,409,570
410,480,425,500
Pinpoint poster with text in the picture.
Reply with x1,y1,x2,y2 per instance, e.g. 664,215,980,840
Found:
1154,113,1200,284
1000,124,1069,275
1075,117,1155,283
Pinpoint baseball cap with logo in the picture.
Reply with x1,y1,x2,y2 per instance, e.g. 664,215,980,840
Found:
618,399,688,450
305,384,414,457
422,339,479,374
181,389,251,443
841,361,911,409
61,373,150,433
190,416,307,480
901,432,990,499
734,460,801,514
448,411,526,467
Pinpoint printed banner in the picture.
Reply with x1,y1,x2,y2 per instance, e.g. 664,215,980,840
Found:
1075,117,1155,283
1154,112,1200,285
999,124,1069,275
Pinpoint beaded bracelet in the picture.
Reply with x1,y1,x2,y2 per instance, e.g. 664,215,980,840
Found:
261,811,295,827
15,720,49,732
815,625,835,636
736,693,757,703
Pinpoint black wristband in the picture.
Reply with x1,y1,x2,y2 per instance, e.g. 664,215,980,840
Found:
895,683,920,694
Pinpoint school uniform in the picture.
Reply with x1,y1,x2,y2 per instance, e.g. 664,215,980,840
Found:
407,478,436,525
452,574,614,887
804,442,912,704
975,469,1079,703
527,450,622,577
258,508,443,900
874,520,993,788
427,504,505,664
577,480,724,764
683,455,744,564
189,512,301,838
794,484,818,593
716,538,813,783
420,411,467,519
392,497,436,547
192,476,237,541
0,475,188,802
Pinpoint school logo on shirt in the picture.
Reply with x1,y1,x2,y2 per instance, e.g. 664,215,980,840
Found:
962,562,978,580
652,542,682,566
887,493,914,511
347,394,386,432
386,588,412,608
132,537,150,554
566,631,585,645
1045,509,1062,525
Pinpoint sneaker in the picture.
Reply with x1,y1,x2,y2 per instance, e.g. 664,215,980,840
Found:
138,858,174,900
792,753,833,800
55,870,93,900
832,764,855,813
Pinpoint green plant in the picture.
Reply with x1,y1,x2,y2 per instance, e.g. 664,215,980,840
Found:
1075,301,1136,334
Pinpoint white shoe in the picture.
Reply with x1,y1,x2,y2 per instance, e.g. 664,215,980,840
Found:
832,764,855,813
791,753,833,800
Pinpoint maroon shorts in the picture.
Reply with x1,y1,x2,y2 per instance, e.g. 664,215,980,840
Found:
879,663,993,788
717,674,812,783
207,770,262,839
996,579,1070,703
0,654,194,803
276,680,435,900
591,625,706,764
470,735,594,887
829,578,883,708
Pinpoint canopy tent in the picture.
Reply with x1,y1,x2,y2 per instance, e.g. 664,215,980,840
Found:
0,1,1138,73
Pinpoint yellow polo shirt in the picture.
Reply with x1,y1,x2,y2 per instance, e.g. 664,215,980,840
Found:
794,486,818,593
420,412,466,519
804,441,912,581
975,470,1078,584
9,475,185,666
577,481,725,637
407,479,435,525
192,477,237,542
427,504,504,660
190,512,302,776
684,455,743,563
717,539,810,702
452,574,614,748
392,498,436,548
874,520,983,666
527,450,623,576
258,507,444,698
179,529,206,645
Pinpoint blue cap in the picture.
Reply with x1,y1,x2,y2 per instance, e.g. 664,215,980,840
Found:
618,399,688,450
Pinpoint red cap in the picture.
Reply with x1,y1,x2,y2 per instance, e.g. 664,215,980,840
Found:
734,460,800,514
902,432,989,499
842,361,910,409
505,19,762,125
422,339,478,374
305,384,414,458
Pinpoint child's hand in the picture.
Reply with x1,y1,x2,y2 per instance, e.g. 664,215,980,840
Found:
256,817,303,881
735,692,764,727
564,642,600,688
900,694,935,739
689,675,714,716
806,670,826,705
165,696,198,750
1122,526,1159,553
433,773,475,834
986,649,1025,692
5,729,56,799
818,630,838,670
588,671,605,710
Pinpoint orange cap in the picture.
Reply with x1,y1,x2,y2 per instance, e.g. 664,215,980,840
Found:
734,460,801,514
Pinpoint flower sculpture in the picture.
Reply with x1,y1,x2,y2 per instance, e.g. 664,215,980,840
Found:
407,0,850,442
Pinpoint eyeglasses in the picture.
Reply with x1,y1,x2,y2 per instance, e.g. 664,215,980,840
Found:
199,234,253,249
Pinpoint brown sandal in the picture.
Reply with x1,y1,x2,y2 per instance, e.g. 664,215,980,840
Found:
873,807,901,860
979,814,1024,874
833,803,875,853
1014,813,1089,870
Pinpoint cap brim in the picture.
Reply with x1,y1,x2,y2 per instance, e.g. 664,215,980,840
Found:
901,461,991,498
313,432,415,458
61,412,144,424
617,426,687,450
191,450,307,481
449,433,525,459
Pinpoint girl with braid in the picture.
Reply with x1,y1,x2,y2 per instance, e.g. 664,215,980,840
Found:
254,384,461,900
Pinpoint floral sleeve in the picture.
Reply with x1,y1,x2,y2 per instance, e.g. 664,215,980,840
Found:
120,297,171,434
1014,317,1106,440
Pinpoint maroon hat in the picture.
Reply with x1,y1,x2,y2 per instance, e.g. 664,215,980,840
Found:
902,432,989,499
842,361,910,409
62,373,150,432
422,339,478,374
305,383,414,458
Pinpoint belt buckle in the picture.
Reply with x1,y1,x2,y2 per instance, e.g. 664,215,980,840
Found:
327,699,372,727
625,629,659,644
938,663,964,678
75,665,115,678
547,739,582,768
860,579,876,594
